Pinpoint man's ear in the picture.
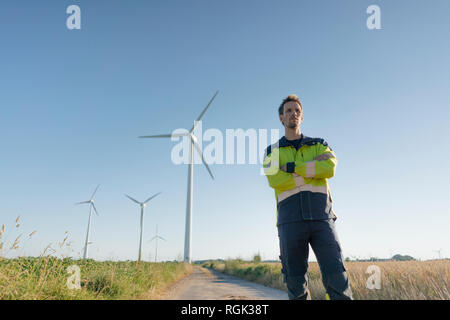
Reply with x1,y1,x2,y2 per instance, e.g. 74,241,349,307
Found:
279,115,284,126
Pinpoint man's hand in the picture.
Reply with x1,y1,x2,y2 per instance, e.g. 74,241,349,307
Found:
314,153,334,161
280,153,333,171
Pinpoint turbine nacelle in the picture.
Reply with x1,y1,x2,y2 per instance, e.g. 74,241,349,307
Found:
76,184,100,216
125,192,161,208
190,133,198,143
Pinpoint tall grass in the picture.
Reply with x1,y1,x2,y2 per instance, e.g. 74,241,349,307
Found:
0,217,193,300
204,259,450,300
0,257,193,299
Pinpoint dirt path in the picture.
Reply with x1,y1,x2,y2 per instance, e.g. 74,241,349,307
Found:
165,267,288,300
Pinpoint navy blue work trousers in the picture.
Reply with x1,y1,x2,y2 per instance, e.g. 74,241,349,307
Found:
277,219,353,300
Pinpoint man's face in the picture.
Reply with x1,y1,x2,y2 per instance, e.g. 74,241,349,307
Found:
280,101,303,129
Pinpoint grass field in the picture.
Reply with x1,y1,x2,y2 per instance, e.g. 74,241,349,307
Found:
203,259,450,300
0,217,193,300
0,257,193,300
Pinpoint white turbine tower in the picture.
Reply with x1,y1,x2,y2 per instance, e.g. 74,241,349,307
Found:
149,225,166,263
139,91,218,263
434,248,442,260
125,192,161,262
76,184,100,259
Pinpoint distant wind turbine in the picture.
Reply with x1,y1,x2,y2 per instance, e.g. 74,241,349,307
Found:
76,184,100,259
81,241,93,255
125,192,161,262
434,248,442,260
149,225,166,263
139,91,218,263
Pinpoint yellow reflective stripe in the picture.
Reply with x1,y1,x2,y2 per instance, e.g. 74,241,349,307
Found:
305,161,315,178
277,184,328,203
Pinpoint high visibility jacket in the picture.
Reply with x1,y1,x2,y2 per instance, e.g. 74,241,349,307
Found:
263,134,337,225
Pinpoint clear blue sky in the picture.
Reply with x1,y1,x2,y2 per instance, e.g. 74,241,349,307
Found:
1,0,449,262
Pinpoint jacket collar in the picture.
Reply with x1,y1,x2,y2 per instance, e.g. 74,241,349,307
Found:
279,134,318,149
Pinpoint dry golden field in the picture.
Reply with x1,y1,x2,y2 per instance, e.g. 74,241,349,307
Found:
204,259,450,300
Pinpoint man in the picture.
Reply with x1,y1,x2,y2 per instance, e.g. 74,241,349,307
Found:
263,94,353,300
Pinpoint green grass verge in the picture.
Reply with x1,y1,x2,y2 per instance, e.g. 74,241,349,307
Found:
0,257,193,300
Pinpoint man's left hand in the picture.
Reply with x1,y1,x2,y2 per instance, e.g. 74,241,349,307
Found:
314,153,334,161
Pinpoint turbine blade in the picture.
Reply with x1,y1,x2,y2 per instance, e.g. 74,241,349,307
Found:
144,192,162,204
139,133,187,138
192,140,214,180
90,184,100,200
125,194,141,204
189,91,219,133
148,236,157,242
172,132,190,137
92,203,99,216
158,236,167,241
75,201,90,205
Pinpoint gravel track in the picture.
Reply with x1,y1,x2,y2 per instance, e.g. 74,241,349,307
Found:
166,267,288,300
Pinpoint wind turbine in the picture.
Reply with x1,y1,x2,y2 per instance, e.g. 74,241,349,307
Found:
125,192,161,262
76,184,100,259
139,91,218,263
434,248,442,260
149,225,166,262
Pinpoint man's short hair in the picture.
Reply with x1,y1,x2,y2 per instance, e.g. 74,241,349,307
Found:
278,94,303,116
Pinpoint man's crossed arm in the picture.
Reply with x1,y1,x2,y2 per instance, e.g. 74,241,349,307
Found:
280,153,333,171
263,143,337,190
280,148,336,179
